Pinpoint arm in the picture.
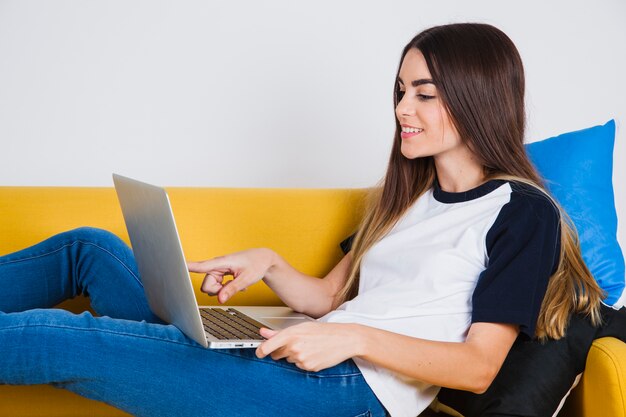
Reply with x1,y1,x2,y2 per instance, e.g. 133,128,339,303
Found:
354,321,519,393
263,251,352,318
188,248,352,318
257,320,519,394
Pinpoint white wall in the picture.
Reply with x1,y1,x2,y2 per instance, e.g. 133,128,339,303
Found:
1,0,625,247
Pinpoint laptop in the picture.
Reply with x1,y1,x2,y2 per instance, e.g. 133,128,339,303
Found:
112,173,316,349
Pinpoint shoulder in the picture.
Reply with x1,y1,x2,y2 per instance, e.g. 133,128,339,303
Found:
498,181,560,218
483,180,561,259
488,181,560,235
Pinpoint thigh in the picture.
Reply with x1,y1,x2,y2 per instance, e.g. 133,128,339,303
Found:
0,309,385,417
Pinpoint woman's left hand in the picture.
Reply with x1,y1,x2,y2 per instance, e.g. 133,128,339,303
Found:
255,322,361,372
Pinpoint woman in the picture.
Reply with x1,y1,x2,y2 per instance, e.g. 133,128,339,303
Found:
0,23,603,417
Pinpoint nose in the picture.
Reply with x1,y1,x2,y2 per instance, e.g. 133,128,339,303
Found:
395,94,415,119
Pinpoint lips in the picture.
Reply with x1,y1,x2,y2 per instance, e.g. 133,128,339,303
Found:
400,124,423,140
401,131,421,140
400,123,424,139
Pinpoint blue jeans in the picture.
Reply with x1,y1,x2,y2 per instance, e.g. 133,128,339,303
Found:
0,227,387,417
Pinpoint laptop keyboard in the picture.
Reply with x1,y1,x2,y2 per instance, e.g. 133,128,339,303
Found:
199,308,267,340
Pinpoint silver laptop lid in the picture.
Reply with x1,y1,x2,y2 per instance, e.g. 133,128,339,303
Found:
112,174,208,347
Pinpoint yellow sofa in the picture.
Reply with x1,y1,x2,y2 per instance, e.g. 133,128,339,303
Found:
0,186,624,417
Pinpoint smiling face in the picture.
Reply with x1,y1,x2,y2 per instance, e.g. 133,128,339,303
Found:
395,48,467,160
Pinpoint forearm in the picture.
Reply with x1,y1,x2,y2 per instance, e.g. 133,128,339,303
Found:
263,250,334,318
351,324,512,393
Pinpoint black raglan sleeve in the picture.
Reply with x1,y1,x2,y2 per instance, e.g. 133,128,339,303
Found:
340,233,356,254
471,186,561,339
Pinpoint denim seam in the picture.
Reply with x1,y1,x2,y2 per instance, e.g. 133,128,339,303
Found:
0,240,144,288
210,348,363,379
77,241,143,288
0,323,204,350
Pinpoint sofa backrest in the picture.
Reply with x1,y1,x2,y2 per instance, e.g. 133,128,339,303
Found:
0,187,368,307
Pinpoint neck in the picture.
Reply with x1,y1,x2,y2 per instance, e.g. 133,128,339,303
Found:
434,149,486,193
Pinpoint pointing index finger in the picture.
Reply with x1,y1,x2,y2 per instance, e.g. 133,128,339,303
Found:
187,258,230,273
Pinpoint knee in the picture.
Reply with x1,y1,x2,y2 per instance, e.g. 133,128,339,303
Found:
58,227,136,272
62,227,128,250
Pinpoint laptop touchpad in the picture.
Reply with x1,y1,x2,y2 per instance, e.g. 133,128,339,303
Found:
262,317,310,329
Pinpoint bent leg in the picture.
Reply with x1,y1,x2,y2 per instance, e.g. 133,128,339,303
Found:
0,227,160,322
0,309,385,417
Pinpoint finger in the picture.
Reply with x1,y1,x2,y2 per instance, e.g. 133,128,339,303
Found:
270,346,289,361
259,327,278,339
201,274,224,295
187,261,211,273
187,258,231,274
217,275,249,303
255,344,266,359
256,331,286,359
294,362,309,371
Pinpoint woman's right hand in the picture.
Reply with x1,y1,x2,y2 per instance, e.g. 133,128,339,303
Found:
187,248,276,304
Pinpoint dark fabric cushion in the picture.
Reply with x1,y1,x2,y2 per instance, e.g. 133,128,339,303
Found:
437,304,625,417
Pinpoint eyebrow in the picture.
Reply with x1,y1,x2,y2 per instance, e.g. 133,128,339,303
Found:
397,78,435,87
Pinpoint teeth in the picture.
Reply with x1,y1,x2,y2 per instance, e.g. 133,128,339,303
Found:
401,127,423,133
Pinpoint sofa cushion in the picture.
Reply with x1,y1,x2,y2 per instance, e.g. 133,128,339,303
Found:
526,119,624,305
436,305,624,417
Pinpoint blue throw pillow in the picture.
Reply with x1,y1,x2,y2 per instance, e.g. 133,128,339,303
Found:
525,120,625,305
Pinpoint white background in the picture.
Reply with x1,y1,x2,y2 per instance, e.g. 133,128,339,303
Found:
0,0,625,249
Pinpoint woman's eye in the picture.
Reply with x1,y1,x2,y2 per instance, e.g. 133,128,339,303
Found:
396,90,434,103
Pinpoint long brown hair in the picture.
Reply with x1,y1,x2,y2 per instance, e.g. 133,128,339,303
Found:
335,23,603,340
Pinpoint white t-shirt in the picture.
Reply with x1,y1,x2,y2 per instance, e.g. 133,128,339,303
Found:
318,179,561,417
